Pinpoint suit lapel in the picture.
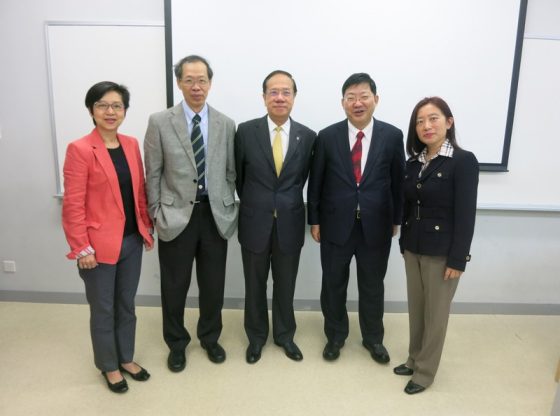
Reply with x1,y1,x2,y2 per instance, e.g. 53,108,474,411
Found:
418,156,446,181
255,116,276,175
206,105,222,168
169,104,196,169
335,121,355,184
361,118,386,183
282,118,301,173
89,129,124,215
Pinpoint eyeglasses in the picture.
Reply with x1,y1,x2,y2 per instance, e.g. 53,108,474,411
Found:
343,95,373,104
266,90,293,98
94,102,125,112
181,78,210,87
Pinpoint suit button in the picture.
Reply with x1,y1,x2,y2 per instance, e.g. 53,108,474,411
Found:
193,179,197,183
417,200,421,205
417,183,422,189
434,225,440,230
437,172,442,177
190,201,194,205
466,255,471,261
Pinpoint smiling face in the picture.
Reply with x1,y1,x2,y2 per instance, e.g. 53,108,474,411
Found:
415,103,453,153
341,82,379,130
263,73,296,125
90,91,126,134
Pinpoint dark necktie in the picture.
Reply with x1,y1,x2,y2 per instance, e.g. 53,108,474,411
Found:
191,114,205,193
352,130,364,183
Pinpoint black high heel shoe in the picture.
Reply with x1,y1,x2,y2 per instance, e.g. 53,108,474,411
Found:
119,364,150,381
101,371,129,393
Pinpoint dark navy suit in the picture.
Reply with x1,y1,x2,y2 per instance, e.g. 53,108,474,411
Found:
307,118,405,344
235,116,316,345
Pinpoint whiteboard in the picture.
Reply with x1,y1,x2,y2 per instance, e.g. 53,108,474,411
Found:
46,22,166,195
168,0,525,169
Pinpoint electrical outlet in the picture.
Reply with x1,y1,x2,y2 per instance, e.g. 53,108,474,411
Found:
3,260,16,273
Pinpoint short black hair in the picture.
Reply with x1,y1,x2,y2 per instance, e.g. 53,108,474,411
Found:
262,70,298,94
84,81,130,125
174,55,213,80
341,73,377,96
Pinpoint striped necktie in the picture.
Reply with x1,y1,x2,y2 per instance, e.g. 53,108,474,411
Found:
191,114,205,193
352,130,364,183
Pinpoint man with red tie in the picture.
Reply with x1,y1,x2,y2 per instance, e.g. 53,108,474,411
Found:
307,73,405,364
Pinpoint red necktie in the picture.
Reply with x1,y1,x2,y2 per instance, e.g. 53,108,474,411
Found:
352,131,364,183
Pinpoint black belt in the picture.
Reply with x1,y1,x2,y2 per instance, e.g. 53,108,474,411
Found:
195,194,209,203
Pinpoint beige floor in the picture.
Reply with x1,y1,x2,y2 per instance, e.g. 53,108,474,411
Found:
0,302,558,416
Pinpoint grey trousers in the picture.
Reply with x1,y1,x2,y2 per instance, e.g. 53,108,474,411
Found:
79,233,143,372
403,250,459,388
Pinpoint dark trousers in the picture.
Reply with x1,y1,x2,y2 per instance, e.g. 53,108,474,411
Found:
320,219,391,345
79,233,143,372
241,220,301,346
158,201,227,351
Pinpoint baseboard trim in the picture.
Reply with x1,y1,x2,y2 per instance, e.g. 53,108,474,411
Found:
1,291,559,315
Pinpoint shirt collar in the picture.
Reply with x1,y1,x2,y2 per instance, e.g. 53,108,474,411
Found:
182,101,208,123
267,116,291,135
348,118,374,139
417,139,454,163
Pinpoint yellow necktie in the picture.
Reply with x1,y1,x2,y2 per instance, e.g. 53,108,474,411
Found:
272,126,283,176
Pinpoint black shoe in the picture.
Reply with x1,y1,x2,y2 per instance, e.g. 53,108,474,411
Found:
362,341,390,364
404,380,426,395
246,343,263,364
274,341,303,361
119,364,151,381
393,364,414,376
167,350,186,372
323,341,344,361
201,341,226,364
101,371,129,393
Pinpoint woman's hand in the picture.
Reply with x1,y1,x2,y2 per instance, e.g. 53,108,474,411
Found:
144,241,154,251
78,254,98,269
444,267,462,280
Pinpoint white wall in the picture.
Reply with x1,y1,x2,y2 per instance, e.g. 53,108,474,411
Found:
0,0,558,312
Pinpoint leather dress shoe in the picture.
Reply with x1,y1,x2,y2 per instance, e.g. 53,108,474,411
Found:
362,341,390,364
404,380,426,395
101,371,129,393
246,343,263,364
167,350,186,372
323,341,344,361
393,364,414,376
274,341,303,361
201,342,226,364
119,364,150,381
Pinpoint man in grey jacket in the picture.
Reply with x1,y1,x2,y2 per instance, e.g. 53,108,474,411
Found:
144,55,237,372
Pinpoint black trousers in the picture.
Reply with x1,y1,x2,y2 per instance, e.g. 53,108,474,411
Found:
158,201,227,351
242,220,301,346
320,218,391,345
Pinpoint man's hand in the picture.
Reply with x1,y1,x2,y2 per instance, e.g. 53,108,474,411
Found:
311,225,321,243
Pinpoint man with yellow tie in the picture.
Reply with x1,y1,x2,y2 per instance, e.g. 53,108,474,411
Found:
235,70,316,364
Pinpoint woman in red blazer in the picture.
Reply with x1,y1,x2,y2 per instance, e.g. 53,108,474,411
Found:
396,97,479,395
62,81,154,393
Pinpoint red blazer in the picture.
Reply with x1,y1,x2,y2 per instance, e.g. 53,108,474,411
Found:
62,128,154,264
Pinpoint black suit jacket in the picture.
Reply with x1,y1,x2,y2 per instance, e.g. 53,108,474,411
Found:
399,148,479,271
307,118,405,248
235,116,316,254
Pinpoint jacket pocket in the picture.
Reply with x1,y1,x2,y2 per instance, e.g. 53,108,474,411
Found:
161,193,174,205
223,194,235,207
